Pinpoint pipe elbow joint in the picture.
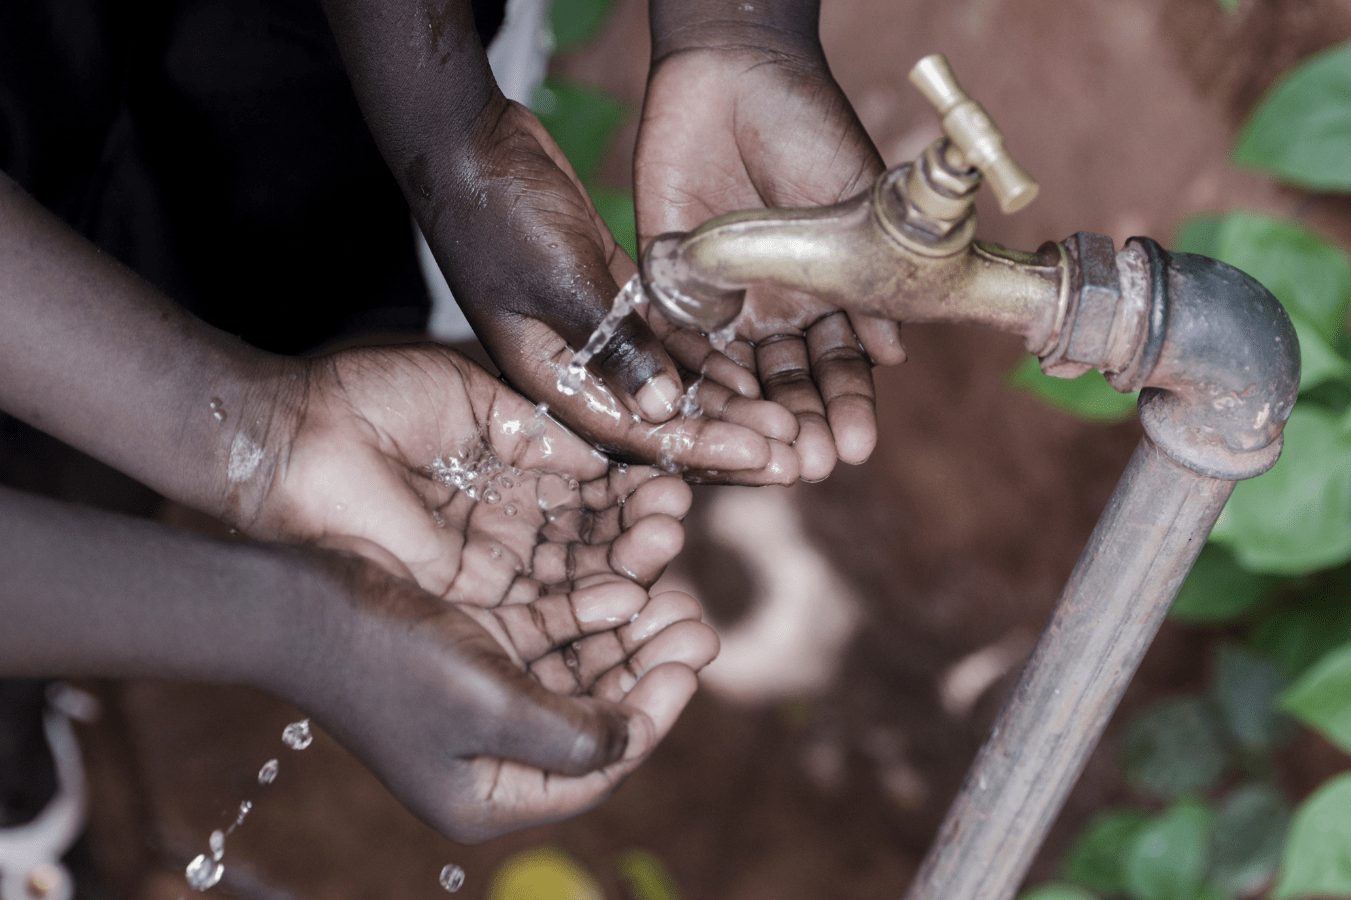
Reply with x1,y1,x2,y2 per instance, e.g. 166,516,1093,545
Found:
1124,238,1300,480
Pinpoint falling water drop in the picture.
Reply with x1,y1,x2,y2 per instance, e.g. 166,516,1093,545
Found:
258,759,279,785
709,323,737,353
209,830,225,860
186,855,223,891
282,719,312,750
439,864,466,892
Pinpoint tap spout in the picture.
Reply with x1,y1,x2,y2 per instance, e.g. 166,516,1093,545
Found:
641,165,1067,353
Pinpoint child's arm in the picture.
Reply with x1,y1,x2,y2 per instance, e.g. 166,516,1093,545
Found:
0,481,716,841
317,0,803,484
635,0,908,482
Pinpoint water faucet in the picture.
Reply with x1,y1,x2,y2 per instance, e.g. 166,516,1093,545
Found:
641,53,1056,347
642,54,1301,900
640,53,1298,475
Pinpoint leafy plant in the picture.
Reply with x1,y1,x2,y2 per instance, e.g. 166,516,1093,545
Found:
531,0,639,260
1017,39,1351,900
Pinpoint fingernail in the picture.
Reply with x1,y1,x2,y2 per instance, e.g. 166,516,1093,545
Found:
636,375,680,422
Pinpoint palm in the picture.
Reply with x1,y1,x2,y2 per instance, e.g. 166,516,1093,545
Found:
636,48,906,479
293,452,714,841
432,104,801,484
248,344,611,593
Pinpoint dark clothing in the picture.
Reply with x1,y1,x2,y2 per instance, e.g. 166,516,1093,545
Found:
0,0,504,353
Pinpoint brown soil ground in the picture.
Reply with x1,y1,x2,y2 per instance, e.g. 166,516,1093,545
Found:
53,1,1351,899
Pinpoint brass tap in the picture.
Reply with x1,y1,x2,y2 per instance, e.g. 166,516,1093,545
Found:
640,54,1065,351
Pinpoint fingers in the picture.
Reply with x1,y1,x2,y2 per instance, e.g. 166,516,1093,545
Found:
449,662,699,841
755,333,839,482
806,312,879,466
489,581,651,662
849,311,907,366
585,310,686,423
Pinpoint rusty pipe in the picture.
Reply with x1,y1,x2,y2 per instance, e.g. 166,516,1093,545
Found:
900,242,1297,900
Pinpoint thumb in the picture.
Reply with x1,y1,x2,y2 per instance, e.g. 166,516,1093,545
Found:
579,305,684,424
479,668,632,776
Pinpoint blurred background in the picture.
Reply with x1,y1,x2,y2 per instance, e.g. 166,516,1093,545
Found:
5,0,1351,898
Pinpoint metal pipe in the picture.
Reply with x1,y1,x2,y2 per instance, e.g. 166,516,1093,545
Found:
901,437,1232,900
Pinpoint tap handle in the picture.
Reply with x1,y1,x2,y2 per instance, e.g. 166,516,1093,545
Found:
909,54,1039,215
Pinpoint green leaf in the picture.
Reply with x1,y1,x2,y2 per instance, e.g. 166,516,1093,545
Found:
1019,886,1097,900
617,850,682,900
1009,355,1139,422
1249,578,1351,678
1233,42,1351,192
1209,783,1291,898
1271,772,1351,899
1211,404,1351,576
1065,809,1150,894
1124,801,1214,900
1174,212,1351,357
1169,544,1280,624
1291,317,1351,393
532,77,626,184
1119,696,1232,800
1211,644,1297,754
550,0,615,50
1281,639,1351,753
589,187,637,261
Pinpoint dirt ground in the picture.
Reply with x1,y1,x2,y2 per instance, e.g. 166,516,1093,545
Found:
54,1,1351,898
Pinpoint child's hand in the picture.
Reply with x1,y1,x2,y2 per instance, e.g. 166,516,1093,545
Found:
295,544,716,842
236,343,717,593
636,9,908,481
412,104,803,484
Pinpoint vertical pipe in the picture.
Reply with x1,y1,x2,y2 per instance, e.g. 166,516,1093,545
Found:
902,436,1234,900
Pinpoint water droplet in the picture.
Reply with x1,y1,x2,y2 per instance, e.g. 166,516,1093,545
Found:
209,397,227,422
556,275,644,397
500,476,514,488
556,363,585,396
439,864,465,892
258,759,279,784
209,830,225,860
282,719,312,750
503,504,517,516
186,854,223,891
482,488,501,505
431,510,447,528
678,378,704,418
709,324,737,353
489,546,502,559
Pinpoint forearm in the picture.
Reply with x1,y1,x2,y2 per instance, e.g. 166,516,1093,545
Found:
648,0,822,56
321,0,620,352
0,173,300,523
0,484,324,691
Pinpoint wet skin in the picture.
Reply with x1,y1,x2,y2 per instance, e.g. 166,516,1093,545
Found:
320,0,904,484
0,171,716,840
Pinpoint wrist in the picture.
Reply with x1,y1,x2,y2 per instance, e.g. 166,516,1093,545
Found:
648,0,823,61
205,352,310,531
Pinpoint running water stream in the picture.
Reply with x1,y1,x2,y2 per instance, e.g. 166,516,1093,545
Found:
557,275,647,396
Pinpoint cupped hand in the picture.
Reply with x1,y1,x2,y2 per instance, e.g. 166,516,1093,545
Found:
237,343,698,593
297,517,717,842
433,101,799,483
636,43,908,481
